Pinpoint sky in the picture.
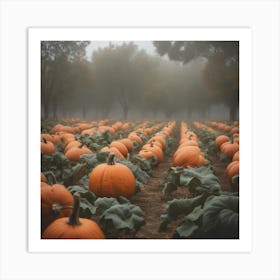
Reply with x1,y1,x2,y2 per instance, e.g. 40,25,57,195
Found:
86,41,157,60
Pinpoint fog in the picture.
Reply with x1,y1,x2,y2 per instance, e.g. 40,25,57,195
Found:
41,41,239,122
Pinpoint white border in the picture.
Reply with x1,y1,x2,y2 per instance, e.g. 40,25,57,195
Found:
28,27,252,253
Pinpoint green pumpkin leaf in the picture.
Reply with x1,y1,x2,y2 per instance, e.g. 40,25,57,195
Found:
166,194,205,219
202,195,239,238
162,182,178,195
114,157,150,184
100,203,145,230
67,185,97,217
94,197,119,216
186,205,204,222
174,220,199,238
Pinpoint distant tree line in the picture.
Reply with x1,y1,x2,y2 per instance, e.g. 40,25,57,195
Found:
41,41,239,121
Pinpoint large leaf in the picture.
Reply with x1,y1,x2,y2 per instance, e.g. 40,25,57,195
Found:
67,185,97,217
100,203,145,230
80,152,108,169
186,205,204,222
130,154,152,173
94,197,119,216
63,163,90,186
179,167,221,194
114,157,150,184
174,219,199,238
201,195,239,238
93,197,145,233
166,194,205,218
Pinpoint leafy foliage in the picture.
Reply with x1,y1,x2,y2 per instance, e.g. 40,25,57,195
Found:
161,192,239,239
161,166,221,195
94,197,145,237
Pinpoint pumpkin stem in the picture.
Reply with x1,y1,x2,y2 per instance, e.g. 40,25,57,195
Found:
107,153,115,165
67,192,81,226
42,138,47,144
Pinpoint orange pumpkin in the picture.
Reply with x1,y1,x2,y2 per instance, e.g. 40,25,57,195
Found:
42,193,105,239
109,141,128,157
41,138,55,155
119,138,134,152
41,182,74,231
41,172,47,182
232,151,239,161
141,143,163,163
128,132,143,145
220,142,239,158
89,153,136,198
65,145,92,162
139,149,155,161
64,140,82,153
226,161,239,180
173,146,204,168
100,146,125,160
215,135,230,148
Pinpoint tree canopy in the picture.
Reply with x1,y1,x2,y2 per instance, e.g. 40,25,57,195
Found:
153,41,239,120
41,41,239,121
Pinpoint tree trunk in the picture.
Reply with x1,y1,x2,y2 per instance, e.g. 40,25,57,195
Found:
229,103,238,122
187,108,192,121
53,102,57,119
43,99,49,120
123,105,128,120
82,104,87,120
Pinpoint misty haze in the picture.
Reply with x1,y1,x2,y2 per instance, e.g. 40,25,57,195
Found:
41,41,239,121
41,41,240,240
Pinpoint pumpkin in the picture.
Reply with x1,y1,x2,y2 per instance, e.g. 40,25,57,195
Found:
41,182,74,231
148,136,166,150
100,146,125,160
232,151,239,161
128,132,143,145
64,140,82,153
178,140,199,148
81,128,96,136
141,143,163,163
173,146,204,167
226,161,239,180
40,133,53,142
89,153,136,198
109,141,128,157
41,138,55,155
41,172,47,182
42,193,105,239
220,142,239,158
119,138,134,152
139,149,155,161
215,135,230,148
65,145,92,162
60,133,76,144
231,127,239,134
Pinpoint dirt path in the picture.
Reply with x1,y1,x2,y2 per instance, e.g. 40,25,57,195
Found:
129,124,234,239
130,128,189,239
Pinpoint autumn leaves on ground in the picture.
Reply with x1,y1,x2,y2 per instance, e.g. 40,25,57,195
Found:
41,119,239,239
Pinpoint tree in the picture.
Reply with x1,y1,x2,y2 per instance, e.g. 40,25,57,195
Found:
41,41,90,119
153,41,239,121
91,42,159,120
